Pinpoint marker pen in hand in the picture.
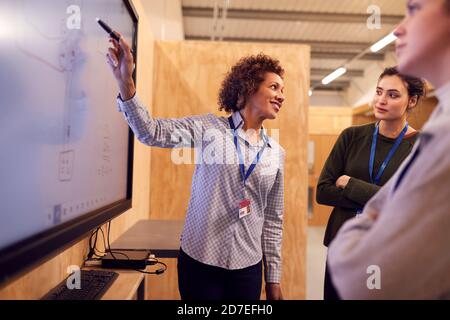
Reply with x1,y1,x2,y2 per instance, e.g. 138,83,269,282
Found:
98,18,136,99
96,18,121,42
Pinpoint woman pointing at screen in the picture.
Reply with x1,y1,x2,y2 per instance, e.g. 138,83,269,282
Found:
106,34,286,301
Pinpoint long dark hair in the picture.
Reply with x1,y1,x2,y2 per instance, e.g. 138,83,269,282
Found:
379,67,426,106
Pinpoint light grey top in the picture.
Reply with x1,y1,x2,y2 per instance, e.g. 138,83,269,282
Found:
328,81,450,299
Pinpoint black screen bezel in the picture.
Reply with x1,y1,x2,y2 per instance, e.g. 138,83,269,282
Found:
0,0,139,287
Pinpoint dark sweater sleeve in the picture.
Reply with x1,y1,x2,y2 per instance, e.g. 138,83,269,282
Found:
342,177,381,207
316,129,361,210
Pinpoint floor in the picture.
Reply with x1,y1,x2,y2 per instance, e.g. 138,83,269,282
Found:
306,226,327,300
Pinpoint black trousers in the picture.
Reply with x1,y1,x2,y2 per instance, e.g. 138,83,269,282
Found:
177,249,263,301
324,261,341,300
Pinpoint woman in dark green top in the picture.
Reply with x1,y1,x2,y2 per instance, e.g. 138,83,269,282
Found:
317,67,426,300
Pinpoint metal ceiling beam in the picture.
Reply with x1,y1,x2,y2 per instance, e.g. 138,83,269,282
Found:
183,7,404,25
311,51,384,61
185,36,387,61
314,87,346,92
186,35,372,51
311,68,364,77
312,80,351,89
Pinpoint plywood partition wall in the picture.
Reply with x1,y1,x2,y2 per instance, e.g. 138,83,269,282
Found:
147,41,310,300
308,135,340,226
308,107,353,226
0,0,154,299
309,107,353,135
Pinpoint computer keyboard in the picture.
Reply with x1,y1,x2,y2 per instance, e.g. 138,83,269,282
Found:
42,270,119,300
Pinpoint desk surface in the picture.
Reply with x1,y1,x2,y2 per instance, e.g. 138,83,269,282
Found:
111,220,184,258
101,270,144,300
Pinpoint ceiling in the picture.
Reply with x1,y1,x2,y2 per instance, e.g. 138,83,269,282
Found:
181,0,407,92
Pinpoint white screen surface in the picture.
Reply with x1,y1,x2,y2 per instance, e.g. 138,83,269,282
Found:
0,0,135,250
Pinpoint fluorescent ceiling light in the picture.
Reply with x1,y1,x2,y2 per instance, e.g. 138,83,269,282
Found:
322,67,347,85
308,89,313,97
370,32,397,53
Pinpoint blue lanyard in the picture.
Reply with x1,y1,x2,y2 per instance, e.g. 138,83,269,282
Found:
228,117,268,184
369,122,408,185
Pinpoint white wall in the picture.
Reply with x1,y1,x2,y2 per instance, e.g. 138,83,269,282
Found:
346,51,398,107
140,0,184,41
310,91,349,107
310,52,399,108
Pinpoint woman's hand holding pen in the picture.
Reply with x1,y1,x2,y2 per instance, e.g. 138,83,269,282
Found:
106,32,136,101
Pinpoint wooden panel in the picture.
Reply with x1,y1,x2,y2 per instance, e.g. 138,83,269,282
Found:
309,107,353,135
353,113,376,126
308,107,351,227
308,135,339,227
149,41,310,300
408,97,439,130
146,258,178,299
0,0,153,299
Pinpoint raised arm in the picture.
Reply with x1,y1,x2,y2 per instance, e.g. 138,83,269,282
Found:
107,34,209,149
106,33,136,101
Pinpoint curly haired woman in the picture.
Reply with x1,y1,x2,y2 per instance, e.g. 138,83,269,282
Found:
106,35,286,301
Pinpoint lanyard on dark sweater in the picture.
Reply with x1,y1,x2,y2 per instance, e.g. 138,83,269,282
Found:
369,122,409,185
356,122,408,215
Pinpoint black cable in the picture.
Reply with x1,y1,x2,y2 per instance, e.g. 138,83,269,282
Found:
148,260,168,274
88,228,96,257
86,225,111,262
106,221,119,260
105,221,167,275
95,226,108,256
86,227,101,261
